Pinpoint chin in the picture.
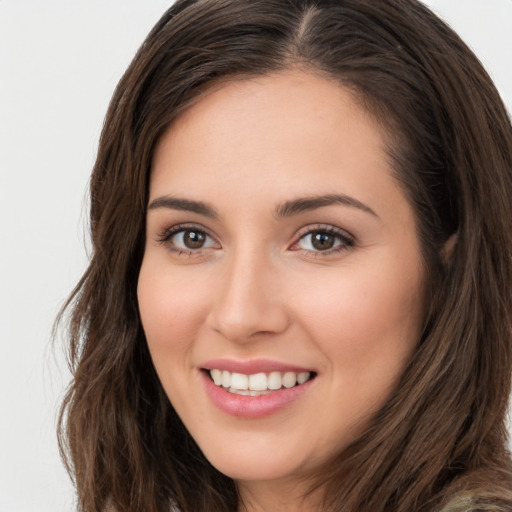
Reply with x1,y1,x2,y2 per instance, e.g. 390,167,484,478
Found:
209,455,304,482
190,427,334,484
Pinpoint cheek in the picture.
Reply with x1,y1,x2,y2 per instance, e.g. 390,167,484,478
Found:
294,257,424,386
137,262,209,361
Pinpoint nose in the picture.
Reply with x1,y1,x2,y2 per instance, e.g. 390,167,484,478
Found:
206,250,290,343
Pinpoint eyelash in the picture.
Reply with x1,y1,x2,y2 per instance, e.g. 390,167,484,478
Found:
155,223,355,257
292,225,355,257
156,223,218,256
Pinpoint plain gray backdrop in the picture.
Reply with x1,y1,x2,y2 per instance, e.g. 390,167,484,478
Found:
1,1,511,511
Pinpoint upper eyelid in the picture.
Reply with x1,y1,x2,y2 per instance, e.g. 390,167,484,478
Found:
294,224,354,241
155,223,218,243
153,222,355,247
290,224,356,254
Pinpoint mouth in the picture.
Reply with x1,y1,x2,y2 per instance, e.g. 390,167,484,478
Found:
202,368,317,396
199,361,317,418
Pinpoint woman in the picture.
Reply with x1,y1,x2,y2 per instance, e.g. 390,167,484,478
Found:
58,0,512,511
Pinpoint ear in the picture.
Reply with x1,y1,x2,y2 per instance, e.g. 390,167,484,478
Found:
441,233,457,262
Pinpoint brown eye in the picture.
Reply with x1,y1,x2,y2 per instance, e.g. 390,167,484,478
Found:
162,227,219,252
295,228,354,254
183,230,206,249
311,232,335,250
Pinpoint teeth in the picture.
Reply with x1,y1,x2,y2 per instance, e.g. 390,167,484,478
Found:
209,369,311,392
228,388,272,396
248,372,267,391
211,369,223,386
282,371,296,388
228,388,250,395
267,371,282,390
297,372,310,385
231,372,249,390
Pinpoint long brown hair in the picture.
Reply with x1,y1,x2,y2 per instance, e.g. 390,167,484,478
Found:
58,1,512,511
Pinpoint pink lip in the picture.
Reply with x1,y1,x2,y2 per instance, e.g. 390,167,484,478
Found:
199,368,315,419
200,358,313,374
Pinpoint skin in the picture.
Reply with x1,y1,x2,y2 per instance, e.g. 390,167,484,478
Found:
137,70,426,511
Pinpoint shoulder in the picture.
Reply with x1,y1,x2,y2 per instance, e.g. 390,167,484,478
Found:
439,494,512,512
438,480,512,512
439,498,512,512
436,467,512,512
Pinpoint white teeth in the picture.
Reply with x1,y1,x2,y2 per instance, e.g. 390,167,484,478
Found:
228,388,250,395
282,371,296,388
228,388,271,396
267,371,282,390
211,369,223,386
209,369,312,392
297,371,310,385
250,390,270,396
230,372,249,390
248,372,267,391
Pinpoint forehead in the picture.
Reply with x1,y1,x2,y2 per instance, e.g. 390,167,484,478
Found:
149,70,411,227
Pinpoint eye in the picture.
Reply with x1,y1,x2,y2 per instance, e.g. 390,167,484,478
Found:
173,229,211,249
292,226,354,254
157,225,219,253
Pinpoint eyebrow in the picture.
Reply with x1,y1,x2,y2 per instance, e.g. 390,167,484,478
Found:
276,194,378,218
148,196,218,218
147,193,378,219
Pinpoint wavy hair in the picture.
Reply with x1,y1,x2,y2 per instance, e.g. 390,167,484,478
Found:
58,1,512,511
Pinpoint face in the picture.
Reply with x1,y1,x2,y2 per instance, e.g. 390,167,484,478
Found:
138,71,425,496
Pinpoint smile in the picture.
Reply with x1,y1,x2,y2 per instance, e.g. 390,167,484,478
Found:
199,363,317,418
209,369,312,395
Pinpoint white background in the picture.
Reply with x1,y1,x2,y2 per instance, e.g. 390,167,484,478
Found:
1,1,511,511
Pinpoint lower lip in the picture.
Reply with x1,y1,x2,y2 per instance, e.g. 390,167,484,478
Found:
200,371,315,419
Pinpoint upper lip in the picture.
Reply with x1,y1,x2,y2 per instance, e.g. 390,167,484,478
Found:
200,358,314,375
